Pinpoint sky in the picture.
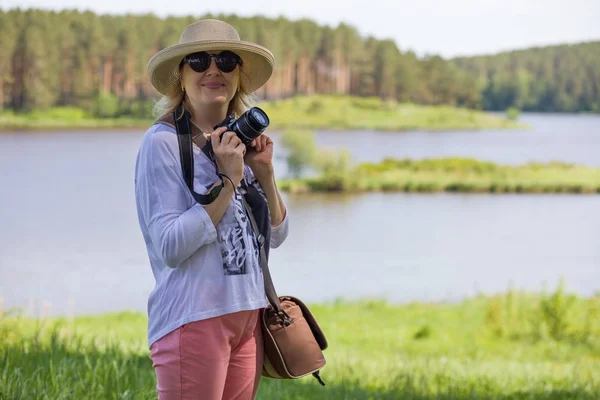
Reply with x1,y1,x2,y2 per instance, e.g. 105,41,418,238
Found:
1,0,599,58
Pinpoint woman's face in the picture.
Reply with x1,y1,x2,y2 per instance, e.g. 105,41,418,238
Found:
181,50,240,111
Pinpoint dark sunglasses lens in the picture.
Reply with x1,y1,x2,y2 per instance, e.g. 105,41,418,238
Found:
186,52,211,72
216,52,239,72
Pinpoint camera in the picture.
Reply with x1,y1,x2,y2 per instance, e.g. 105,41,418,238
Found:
202,107,270,161
213,107,270,146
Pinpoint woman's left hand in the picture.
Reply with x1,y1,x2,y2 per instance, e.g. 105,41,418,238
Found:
245,134,274,180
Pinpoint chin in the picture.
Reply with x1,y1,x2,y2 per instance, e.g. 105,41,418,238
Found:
203,95,230,105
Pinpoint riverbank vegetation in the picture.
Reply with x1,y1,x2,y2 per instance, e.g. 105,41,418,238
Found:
1,283,598,399
261,95,525,131
0,107,149,130
277,130,600,194
0,95,524,131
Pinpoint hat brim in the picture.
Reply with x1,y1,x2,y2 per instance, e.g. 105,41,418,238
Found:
148,40,275,96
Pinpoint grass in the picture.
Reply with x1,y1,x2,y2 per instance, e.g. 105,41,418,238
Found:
0,95,526,131
0,107,149,131
1,284,599,399
259,95,527,131
278,157,600,194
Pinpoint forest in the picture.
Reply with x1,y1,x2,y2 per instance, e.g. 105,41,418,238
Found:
0,8,598,117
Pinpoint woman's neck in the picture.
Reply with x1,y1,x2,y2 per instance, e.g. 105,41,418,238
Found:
186,100,229,134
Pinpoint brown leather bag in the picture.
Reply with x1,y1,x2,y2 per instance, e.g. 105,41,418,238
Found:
261,296,328,384
241,198,328,386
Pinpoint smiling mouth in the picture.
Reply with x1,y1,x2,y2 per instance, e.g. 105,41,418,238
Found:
203,83,224,89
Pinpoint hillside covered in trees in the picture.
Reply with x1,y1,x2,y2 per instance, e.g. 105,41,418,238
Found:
0,8,598,117
454,42,600,113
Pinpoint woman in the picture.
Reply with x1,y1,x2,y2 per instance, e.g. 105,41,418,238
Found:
134,19,289,399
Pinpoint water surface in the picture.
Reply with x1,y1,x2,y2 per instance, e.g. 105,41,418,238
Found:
1,113,598,316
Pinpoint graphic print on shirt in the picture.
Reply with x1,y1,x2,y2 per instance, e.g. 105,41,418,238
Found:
217,189,259,275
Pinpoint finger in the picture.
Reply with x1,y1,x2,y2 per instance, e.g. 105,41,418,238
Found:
261,134,269,148
221,131,237,146
255,136,261,151
249,139,257,148
260,134,268,151
236,142,246,156
254,135,264,152
210,127,227,146
228,135,242,148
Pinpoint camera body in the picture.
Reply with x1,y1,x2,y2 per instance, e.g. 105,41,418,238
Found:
213,107,270,146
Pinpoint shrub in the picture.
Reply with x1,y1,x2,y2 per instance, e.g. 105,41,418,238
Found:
306,100,323,114
93,93,120,118
483,280,598,342
538,280,577,340
28,107,89,121
314,148,353,191
506,107,520,121
280,129,317,178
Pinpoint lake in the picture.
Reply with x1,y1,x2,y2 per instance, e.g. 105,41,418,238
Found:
0,113,599,317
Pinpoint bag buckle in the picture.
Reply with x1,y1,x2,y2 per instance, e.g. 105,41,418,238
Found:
277,309,292,327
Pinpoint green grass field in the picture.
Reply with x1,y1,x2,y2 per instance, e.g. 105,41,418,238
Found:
279,157,600,194
1,284,599,399
0,95,525,132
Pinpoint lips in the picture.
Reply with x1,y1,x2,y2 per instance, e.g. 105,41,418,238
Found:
203,82,224,89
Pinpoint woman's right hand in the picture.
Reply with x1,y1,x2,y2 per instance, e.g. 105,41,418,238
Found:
210,127,245,187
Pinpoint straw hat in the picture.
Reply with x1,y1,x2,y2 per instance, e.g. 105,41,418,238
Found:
148,19,275,96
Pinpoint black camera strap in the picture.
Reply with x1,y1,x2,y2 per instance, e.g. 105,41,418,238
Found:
173,106,224,205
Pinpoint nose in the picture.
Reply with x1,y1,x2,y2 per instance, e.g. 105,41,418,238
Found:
205,56,221,75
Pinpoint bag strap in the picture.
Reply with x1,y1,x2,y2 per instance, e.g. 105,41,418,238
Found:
240,196,282,313
170,106,283,313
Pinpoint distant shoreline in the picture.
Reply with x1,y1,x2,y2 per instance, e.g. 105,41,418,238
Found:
0,95,530,132
0,125,150,133
0,120,151,133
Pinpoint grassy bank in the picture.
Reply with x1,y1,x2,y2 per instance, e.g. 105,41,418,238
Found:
0,107,149,131
278,157,600,194
260,95,527,131
1,285,599,399
0,95,525,132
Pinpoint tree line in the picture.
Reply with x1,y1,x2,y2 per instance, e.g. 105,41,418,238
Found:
0,8,598,117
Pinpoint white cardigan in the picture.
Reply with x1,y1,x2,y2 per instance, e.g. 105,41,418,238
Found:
134,123,289,348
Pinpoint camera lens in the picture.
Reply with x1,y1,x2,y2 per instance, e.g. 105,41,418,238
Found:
248,107,270,130
235,107,270,144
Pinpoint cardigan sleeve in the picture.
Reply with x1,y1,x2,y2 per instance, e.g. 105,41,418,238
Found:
135,128,217,268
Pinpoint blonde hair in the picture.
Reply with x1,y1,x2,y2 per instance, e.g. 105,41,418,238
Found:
152,63,257,121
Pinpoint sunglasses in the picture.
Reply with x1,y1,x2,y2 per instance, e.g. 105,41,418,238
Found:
183,51,242,73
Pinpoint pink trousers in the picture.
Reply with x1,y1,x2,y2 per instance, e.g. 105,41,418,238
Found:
149,309,264,400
